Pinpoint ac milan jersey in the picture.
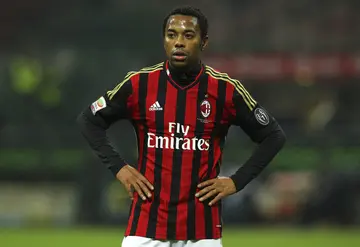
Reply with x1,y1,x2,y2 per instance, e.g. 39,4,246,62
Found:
89,61,276,240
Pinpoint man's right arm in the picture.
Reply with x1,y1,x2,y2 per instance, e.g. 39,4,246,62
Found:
77,76,153,200
76,79,133,176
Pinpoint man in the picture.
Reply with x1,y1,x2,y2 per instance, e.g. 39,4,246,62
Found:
77,6,286,247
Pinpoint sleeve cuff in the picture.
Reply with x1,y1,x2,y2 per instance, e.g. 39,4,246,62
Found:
108,162,127,177
230,174,247,192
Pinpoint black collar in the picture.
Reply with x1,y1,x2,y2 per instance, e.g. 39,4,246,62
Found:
167,61,202,85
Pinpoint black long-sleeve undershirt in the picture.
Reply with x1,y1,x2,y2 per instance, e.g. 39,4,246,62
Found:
230,127,286,191
77,109,127,176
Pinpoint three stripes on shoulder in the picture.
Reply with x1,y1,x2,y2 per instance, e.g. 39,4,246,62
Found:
205,66,256,110
107,62,164,100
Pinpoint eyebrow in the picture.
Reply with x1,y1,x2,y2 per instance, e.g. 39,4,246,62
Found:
167,28,196,33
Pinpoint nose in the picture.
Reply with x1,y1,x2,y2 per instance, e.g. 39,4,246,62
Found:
175,36,185,48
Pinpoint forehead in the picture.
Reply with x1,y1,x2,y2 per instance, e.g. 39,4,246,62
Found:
166,15,199,31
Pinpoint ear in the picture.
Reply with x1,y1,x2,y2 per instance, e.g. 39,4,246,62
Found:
201,35,209,51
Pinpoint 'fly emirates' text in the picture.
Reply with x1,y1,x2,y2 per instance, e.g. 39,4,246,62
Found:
147,122,210,151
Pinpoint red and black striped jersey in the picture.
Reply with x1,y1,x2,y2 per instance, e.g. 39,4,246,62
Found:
88,61,277,240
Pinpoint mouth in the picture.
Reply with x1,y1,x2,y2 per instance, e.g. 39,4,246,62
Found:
172,50,187,61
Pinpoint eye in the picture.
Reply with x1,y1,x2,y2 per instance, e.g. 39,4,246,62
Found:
167,33,175,38
185,33,194,39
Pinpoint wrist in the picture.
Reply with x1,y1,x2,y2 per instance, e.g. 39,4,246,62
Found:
109,162,127,177
230,174,245,192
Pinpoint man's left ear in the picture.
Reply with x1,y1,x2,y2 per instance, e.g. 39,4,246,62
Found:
201,35,209,51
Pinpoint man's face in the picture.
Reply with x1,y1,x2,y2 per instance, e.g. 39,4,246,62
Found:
164,15,208,69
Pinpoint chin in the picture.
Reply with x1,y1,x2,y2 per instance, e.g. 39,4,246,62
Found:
170,59,189,68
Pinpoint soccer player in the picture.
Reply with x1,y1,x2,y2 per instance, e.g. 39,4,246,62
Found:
77,6,286,247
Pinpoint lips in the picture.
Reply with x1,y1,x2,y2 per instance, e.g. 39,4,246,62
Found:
173,50,187,56
172,50,187,61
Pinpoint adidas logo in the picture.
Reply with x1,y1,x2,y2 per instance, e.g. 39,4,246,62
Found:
149,101,163,111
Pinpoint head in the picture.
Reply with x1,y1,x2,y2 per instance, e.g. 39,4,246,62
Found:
163,6,209,69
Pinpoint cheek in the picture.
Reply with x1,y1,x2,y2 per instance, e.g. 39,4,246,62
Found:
164,37,175,45
190,43,201,54
163,42,172,53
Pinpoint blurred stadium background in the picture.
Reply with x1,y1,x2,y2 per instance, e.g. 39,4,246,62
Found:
1,0,360,246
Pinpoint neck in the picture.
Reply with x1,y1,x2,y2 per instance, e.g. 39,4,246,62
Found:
168,60,202,77
168,61,202,85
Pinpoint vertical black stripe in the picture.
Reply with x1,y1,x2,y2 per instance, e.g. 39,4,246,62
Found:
187,75,209,240
167,89,187,239
130,73,149,235
132,120,141,165
217,81,227,236
146,71,167,238
204,79,227,238
127,122,140,229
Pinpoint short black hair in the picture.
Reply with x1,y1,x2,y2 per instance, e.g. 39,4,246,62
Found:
163,6,208,40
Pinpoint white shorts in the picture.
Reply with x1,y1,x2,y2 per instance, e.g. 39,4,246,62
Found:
121,236,223,247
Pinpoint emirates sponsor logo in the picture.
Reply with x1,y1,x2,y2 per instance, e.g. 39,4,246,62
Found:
147,122,210,151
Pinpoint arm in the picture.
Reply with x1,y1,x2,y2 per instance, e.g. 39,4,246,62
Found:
76,78,153,200
76,80,132,176
229,96,286,191
196,82,286,205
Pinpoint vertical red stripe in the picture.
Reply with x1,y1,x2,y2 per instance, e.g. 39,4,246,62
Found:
207,76,220,182
175,84,200,239
204,76,219,181
195,149,207,239
135,71,161,236
130,74,141,120
224,82,235,123
196,104,210,236
206,76,219,130
194,206,204,239
211,137,222,238
194,77,215,239
197,77,218,179
125,74,140,235
208,77,221,239
155,82,178,239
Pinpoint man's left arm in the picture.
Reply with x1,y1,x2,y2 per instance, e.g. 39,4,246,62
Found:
228,95,286,192
196,82,286,205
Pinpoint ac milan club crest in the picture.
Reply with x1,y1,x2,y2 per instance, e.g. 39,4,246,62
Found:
200,99,211,118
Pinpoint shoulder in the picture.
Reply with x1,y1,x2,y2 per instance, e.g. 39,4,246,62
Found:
204,64,239,86
106,62,164,99
205,64,257,110
204,64,246,94
125,61,164,80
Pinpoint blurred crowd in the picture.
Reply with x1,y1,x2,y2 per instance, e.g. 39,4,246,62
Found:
1,0,359,52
